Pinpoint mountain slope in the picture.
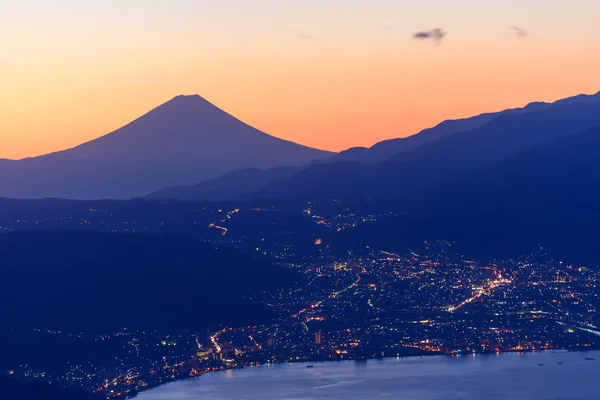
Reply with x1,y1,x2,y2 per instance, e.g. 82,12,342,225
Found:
0,95,332,200
334,124,600,263
251,96,600,200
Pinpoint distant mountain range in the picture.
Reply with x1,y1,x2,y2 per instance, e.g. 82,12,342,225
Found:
329,90,600,164
147,166,300,202
152,90,600,202
3,90,599,202
0,95,332,200
250,91,600,200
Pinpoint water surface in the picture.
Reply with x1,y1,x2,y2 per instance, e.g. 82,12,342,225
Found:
138,351,600,399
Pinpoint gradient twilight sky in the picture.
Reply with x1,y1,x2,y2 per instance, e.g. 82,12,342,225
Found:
1,0,600,159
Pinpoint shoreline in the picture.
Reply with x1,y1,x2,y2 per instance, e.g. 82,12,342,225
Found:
131,346,600,398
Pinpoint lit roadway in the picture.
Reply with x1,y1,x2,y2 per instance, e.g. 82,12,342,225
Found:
447,272,513,312
556,321,600,337
210,334,222,353
292,264,367,320
208,208,239,236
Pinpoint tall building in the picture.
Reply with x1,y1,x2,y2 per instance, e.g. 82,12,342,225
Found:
315,331,323,345
267,337,276,347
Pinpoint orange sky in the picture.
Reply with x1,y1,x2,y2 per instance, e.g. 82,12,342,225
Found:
1,1,600,159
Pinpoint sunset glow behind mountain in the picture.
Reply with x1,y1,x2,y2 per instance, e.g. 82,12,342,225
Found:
1,0,599,159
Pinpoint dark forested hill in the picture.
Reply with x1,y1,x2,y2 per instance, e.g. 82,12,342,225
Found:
0,230,298,331
0,377,99,400
333,124,600,264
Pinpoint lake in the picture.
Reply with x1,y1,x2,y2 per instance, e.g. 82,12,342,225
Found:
137,351,600,400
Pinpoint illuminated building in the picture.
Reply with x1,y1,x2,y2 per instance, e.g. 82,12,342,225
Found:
315,331,323,345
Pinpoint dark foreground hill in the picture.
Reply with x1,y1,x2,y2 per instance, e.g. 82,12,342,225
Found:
0,230,298,331
0,377,98,400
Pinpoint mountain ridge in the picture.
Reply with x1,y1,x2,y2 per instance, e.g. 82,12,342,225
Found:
146,166,301,201
250,96,600,200
330,90,600,164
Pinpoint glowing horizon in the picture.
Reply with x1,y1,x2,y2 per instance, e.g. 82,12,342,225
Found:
1,0,600,159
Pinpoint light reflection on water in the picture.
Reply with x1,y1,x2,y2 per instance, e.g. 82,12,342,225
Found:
137,351,599,400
